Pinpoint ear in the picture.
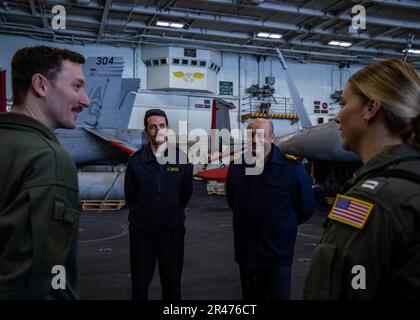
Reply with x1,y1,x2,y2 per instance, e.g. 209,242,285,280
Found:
270,132,275,143
31,73,49,98
364,100,381,121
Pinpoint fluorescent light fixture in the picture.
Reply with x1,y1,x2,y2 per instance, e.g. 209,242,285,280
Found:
339,42,352,47
268,33,282,39
328,40,352,47
328,41,340,46
155,20,184,28
257,32,282,39
257,32,270,38
403,48,420,54
170,23,184,28
156,21,170,27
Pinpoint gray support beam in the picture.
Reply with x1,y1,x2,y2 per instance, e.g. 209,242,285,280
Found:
0,14,411,60
38,0,49,29
354,27,400,47
28,0,48,28
107,3,420,44
199,0,420,30
0,6,416,58
97,0,111,41
370,0,420,9
2,22,419,66
28,0,37,15
38,0,420,46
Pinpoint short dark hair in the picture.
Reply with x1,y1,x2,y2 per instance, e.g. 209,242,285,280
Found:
12,45,85,106
144,109,169,128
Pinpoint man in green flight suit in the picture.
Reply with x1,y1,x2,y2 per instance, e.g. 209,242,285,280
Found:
0,46,90,299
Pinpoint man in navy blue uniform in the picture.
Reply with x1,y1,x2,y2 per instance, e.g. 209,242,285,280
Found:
124,109,193,300
226,118,315,300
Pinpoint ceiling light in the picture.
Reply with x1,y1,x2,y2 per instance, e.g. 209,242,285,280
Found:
339,42,352,47
328,41,352,47
156,21,170,27
403,48,420,55
257,32,270,38
170,23,184,28
268,33,282,39
328,41,340,46
156,20,184,29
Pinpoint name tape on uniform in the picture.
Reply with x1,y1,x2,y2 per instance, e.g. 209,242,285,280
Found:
167,167,180,172
328,194,374,229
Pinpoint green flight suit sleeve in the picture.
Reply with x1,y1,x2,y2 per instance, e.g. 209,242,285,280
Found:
0,150,79,300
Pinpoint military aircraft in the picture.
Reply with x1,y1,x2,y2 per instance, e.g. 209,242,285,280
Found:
60,52,361,199
195,49,362,191
274,48,361,190
55,56,144,166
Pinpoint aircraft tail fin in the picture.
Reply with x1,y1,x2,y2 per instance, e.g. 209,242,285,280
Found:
210,98,236,156
210,98,235,131
78,57,140,129
275,48,313,128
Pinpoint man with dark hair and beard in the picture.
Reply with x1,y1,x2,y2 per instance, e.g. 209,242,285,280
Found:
125,109,193,300
0,45,90,299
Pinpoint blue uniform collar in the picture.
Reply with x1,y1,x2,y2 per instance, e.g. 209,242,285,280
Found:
138,143,156,162
242,144,285,167
269,144,286,165
137,143,182,163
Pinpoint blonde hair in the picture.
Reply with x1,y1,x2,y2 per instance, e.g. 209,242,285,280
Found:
348,59,420,147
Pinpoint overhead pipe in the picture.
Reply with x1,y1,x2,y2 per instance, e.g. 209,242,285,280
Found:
198,0,420,30
108,3,420,42
2,23,419,66
370,0,420,9
1,6,420,52
0,7,410,58
35,0,420,45
0,26,407,67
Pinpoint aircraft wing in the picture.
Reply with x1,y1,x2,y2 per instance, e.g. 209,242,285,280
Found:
275,48,313,129
83,127,138,155
194,166,229,182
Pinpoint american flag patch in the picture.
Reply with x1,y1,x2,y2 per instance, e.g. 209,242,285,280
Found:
328,194,374,229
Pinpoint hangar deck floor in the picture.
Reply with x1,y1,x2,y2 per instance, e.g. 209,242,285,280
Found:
79,182,327,300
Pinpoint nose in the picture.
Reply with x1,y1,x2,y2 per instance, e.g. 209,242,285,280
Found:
335,110,341,124
80,89,90,108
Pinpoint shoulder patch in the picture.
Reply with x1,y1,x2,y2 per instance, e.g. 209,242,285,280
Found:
353,178,388,196
328,194,374,229
361,180,380,190
285,154,298,161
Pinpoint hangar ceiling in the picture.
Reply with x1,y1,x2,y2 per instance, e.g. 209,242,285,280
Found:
0,0,419,66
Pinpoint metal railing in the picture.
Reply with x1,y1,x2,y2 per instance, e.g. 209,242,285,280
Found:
241,95,297,115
